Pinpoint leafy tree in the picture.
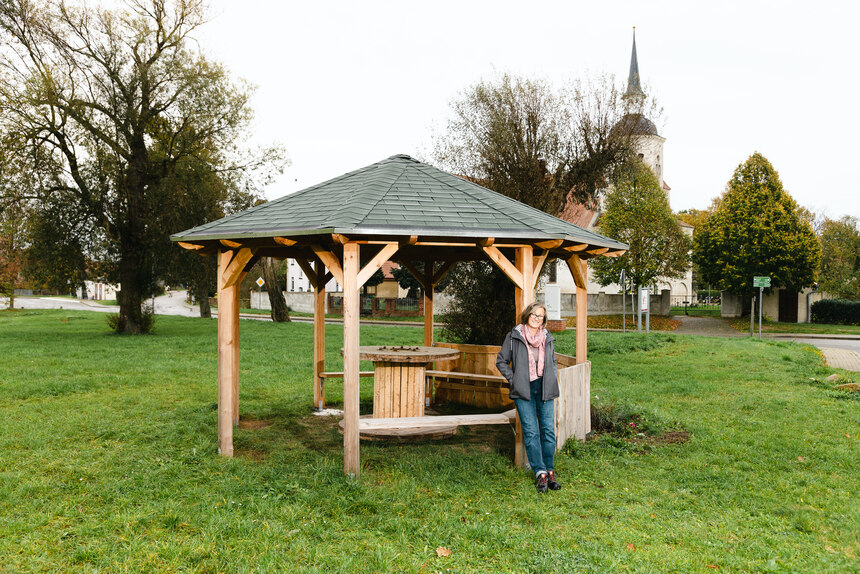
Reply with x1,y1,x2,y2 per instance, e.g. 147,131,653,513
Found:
439,261,515,345
391,262,451,299
591,161,691,291
0,0,284,332
433,73,657,342
694,152,820,297
817,216,859,300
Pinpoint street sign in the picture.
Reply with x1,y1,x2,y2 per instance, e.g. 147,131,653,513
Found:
256,277,265,288
753,276,771,288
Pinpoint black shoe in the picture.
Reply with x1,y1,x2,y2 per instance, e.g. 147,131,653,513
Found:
547,470,561,491
535,473,548,493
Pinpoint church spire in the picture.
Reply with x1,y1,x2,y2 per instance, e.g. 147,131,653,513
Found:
625,27,644,99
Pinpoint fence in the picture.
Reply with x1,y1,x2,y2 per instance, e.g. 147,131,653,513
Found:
327,295,423,318
670,294,720,312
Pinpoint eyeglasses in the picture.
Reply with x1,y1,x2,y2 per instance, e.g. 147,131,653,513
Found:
529,313,545,320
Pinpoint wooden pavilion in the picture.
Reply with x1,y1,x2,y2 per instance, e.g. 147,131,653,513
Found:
171,155,627,478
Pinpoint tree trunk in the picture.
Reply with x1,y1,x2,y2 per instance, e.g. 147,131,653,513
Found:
198,291,212,318
115,162,151,334
262,257,290,322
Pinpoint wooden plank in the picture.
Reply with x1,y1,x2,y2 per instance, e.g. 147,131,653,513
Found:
425,370,508,383
400,261,427,289
585,247,609,256
478,237,495,247
332,233,350,244
604,249,627,258
231,280,240,425
313,259,325,410
424,284,434,347
356,243,399,288
356,410,516,430
515,246,534,322
221,247,255,288
311,245,344,285
483,245,523,290
342,242,360,477
273,236,297,246
220,239,242,248
373,364,385,418
319,371,375,379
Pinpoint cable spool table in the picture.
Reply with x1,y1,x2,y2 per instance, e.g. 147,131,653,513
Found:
358,345,460,418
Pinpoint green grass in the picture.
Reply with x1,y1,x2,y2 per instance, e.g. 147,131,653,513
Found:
728,317,860,335
0,309,858,572
670,306,722,318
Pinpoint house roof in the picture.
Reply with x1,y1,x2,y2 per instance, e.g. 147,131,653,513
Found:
172,154,627,251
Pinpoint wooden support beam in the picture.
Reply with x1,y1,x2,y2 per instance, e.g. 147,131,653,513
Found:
332,233,350,245
295,258,319,290
273,236,297,246
221,248,256,288
311,245,344,285
313,259,326,410
585,247,609,256
482,245,523,290
535,239,564,250
220,239,243,249
217,250,239,457
423,260,434,348
178,241,206,251
342,242,361,478
356,243,399,288
604,249,627,258
532,251,550,289
513,245,534,471
401,261,428,290
405,235,418,245
566,255,588,289
478,237,495,247
564,244,588,252
572,256,588,364
431,261,456,286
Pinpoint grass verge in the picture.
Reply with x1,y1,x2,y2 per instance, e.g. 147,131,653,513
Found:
0,309,857,572
728,317,860,335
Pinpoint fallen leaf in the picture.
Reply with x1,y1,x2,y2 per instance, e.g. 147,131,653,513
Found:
707,565,718,570
460,517,470,524
846,434,851,438
797,456,805,462
436,547,452,558
625,543,636,551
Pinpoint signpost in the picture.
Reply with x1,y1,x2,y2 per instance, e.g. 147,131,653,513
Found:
638,287,650,333
752,276,770,338
620,269,626,333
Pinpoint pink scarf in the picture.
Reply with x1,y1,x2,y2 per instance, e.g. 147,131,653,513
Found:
522,325,546,381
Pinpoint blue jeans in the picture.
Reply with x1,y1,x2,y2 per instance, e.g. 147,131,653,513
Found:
513,377,555,477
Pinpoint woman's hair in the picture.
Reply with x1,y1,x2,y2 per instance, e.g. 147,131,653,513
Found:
520,302,547,326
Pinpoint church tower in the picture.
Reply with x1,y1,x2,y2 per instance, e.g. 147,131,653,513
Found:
620,28,667,188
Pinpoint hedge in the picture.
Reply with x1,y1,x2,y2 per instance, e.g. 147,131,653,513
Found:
811,298,860,326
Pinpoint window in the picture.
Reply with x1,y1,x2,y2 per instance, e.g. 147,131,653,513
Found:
548,261,557,283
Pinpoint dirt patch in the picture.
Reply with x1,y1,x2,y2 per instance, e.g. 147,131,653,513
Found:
835,383,860,392
238,418,273,430
629,430,690,446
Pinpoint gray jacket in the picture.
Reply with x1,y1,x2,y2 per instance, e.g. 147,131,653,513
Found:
496,325,559,401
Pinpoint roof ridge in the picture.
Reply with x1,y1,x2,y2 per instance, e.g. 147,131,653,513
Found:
416,163,564,232
344,158,411,226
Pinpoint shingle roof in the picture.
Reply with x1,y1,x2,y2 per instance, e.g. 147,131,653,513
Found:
171,154,627,250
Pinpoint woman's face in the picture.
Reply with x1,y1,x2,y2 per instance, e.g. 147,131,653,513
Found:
527,307,545,329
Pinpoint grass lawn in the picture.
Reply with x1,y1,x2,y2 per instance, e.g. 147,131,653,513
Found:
0,310,858,572
727,317,860,336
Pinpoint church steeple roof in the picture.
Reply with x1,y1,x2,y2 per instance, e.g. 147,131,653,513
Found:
625,27,644,99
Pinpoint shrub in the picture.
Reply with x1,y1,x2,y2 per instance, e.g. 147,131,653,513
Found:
811,298,860,326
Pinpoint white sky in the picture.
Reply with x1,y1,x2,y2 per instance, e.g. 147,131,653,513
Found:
195,0,860,220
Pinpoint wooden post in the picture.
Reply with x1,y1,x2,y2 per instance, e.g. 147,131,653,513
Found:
567,255,588,364
231,281,240,425
217,250,237,457
513,245,534,470
342,242,361,478
423,260,434,347
313,259,326,410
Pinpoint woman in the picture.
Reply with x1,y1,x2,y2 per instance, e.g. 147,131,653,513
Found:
496,302,561,493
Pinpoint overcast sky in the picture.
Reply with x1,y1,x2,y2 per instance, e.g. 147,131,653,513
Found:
195,0,859,220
